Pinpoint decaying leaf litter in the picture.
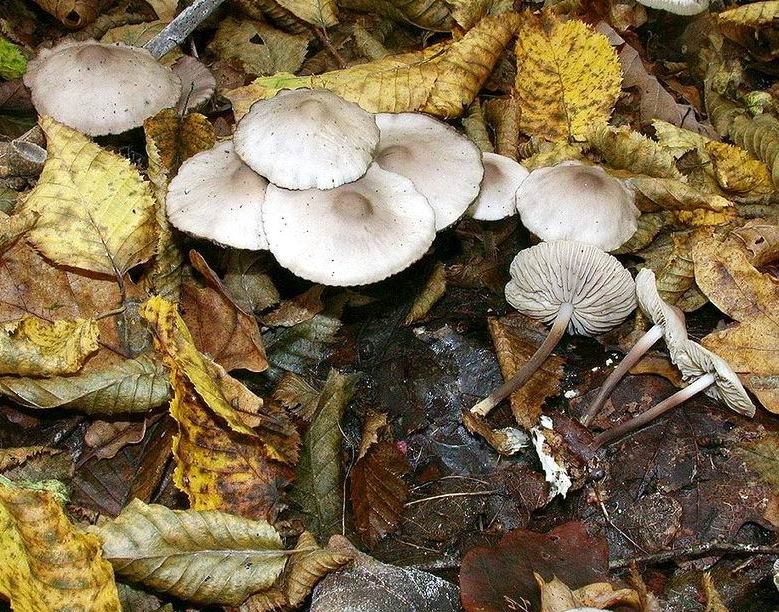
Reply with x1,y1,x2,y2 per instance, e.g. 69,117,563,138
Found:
2,0,779,608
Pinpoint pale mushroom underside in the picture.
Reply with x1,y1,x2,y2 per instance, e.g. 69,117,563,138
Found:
635,268,688,346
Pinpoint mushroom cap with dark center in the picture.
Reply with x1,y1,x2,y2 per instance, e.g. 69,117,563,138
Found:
505,241,637,336
671,339,755,417
166,141,268,250
234,89,379,190
262,164,436,286
374,112,484,231
24,39,181,136
468,153,529,221
515,161,639,251
635,268,688,346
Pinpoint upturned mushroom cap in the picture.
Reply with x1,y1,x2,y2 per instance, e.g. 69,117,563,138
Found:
374,112,484,231
24,39,181,136
515,161,640,252
172,56,216,113
635,268,688,346
468,153,529,221
636,0,707,14
505,241,637,336
234,89,380,190
262,164,436,286
166,141,268,250
671,339,755,417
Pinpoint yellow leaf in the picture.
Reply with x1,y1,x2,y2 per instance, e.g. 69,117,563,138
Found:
0,316,99,376
339,0,453,30
630,176,736,217
227,13,521,118
521,141,586,170
0,209,37,253
462,100,494,153
483,95,520,160
588,124,681,179
19,117,157,276
446,0,513,31
276,0,337,27
0,480,120,612
639,229,707,308
729,112,779,188
515,13,621,141
705,141,774,197
100,20,181,65
652,119,709,158
718,0,779,26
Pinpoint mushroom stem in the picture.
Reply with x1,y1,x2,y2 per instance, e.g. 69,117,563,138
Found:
581,324,664,427
471,302,574,417
145,0,226,59
591,372,716,450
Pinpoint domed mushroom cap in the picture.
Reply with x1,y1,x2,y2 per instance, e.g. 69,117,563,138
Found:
262,164,436,286
516,161,640,252
172,56,216,113
505,241,636,336
166,141,268,251
24,39,181,136
672,339,755,417
468,153,529,221
636,0,707,14
374,112,484,231
234,89,379,190
636,268,688,346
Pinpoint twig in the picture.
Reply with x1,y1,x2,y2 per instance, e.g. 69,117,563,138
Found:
145,0,226,59
404,490,499,507
610,542,779,569
312,27,348,69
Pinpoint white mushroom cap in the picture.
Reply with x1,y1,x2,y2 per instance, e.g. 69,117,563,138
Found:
167,140,268,250
505,241,637,336
468,153,529,221
671,339,755,417
172,56,216,113
234,89,379,190
516,161,640,252
635,268,688,347
262,164,436,286
24,39,181,136
374,112,484,231
636,0,707,15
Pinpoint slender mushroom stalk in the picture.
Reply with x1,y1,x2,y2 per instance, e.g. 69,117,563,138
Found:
591,339,755,451
472,303,573,416
581,269,687,426
471,241,636,418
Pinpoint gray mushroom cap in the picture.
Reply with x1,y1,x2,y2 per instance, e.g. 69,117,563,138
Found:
234,89,380,190
172,56,216,113
24,39,181,136
468,152,529,221
671,339,755,417
505,241,637,336
636,0,707,15
635,268,688,347
516,161,640,252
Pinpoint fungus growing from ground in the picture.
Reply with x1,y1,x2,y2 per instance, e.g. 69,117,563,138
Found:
592,339,755,449
471,241,636,417
261,164,436,285
467,153,529,221
516,161,640,251
636,0,707,15
24,39,181,136
172,56,216,113
234,89,380,190
166,141,268,250
374,112,484,230
581,268,688,426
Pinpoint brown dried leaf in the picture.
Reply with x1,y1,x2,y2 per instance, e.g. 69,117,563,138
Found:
263,285,325,328
30,0,105,27
271,372,321,422
0,446,59,472
283,531,354,608
405,262,446,325
83,418,148,460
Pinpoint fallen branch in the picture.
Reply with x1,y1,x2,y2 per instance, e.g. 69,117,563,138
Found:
610,542,779,569
144,0,226,59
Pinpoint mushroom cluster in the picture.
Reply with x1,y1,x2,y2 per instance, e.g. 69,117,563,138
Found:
167,88,487,286
24,39,215,136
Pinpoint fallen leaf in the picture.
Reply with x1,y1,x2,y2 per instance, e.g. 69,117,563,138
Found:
83,418,148,460
405,262,447,325
100,20,182,64
462,100,494,153
0,446,59,472
589,124,681,178
483,95,520,159
263,285,325,327
271,371,322,421
705,141,774,197
728,112,779,188
227,13,521,118
223,250,281,314
276,0,337,26
145,0,178,19
639,229,707,308
536,574,639,611
461,410,530,455
338,0,453,30
515,13,621,141
291,369,359,539
30,0,103,27
0,209,37,252
446,0,512,30
718,0,779,26
0,316,98,376
702,572,729,612
19,117,157,276
0,479,120,611
694,233,779,412
459,522,610,612
91,499,287,606
487,314,565,429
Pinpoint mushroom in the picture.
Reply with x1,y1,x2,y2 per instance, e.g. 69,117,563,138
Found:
24,39,181,136
515,161,640,251
636,0,707,15
234,89,380,190
262,164,436,285
581,268,688,426
166,141,268,250
374,112,484,230
172,56,216,113
467,153,529,221
592,339,755,449
471,241,636,417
